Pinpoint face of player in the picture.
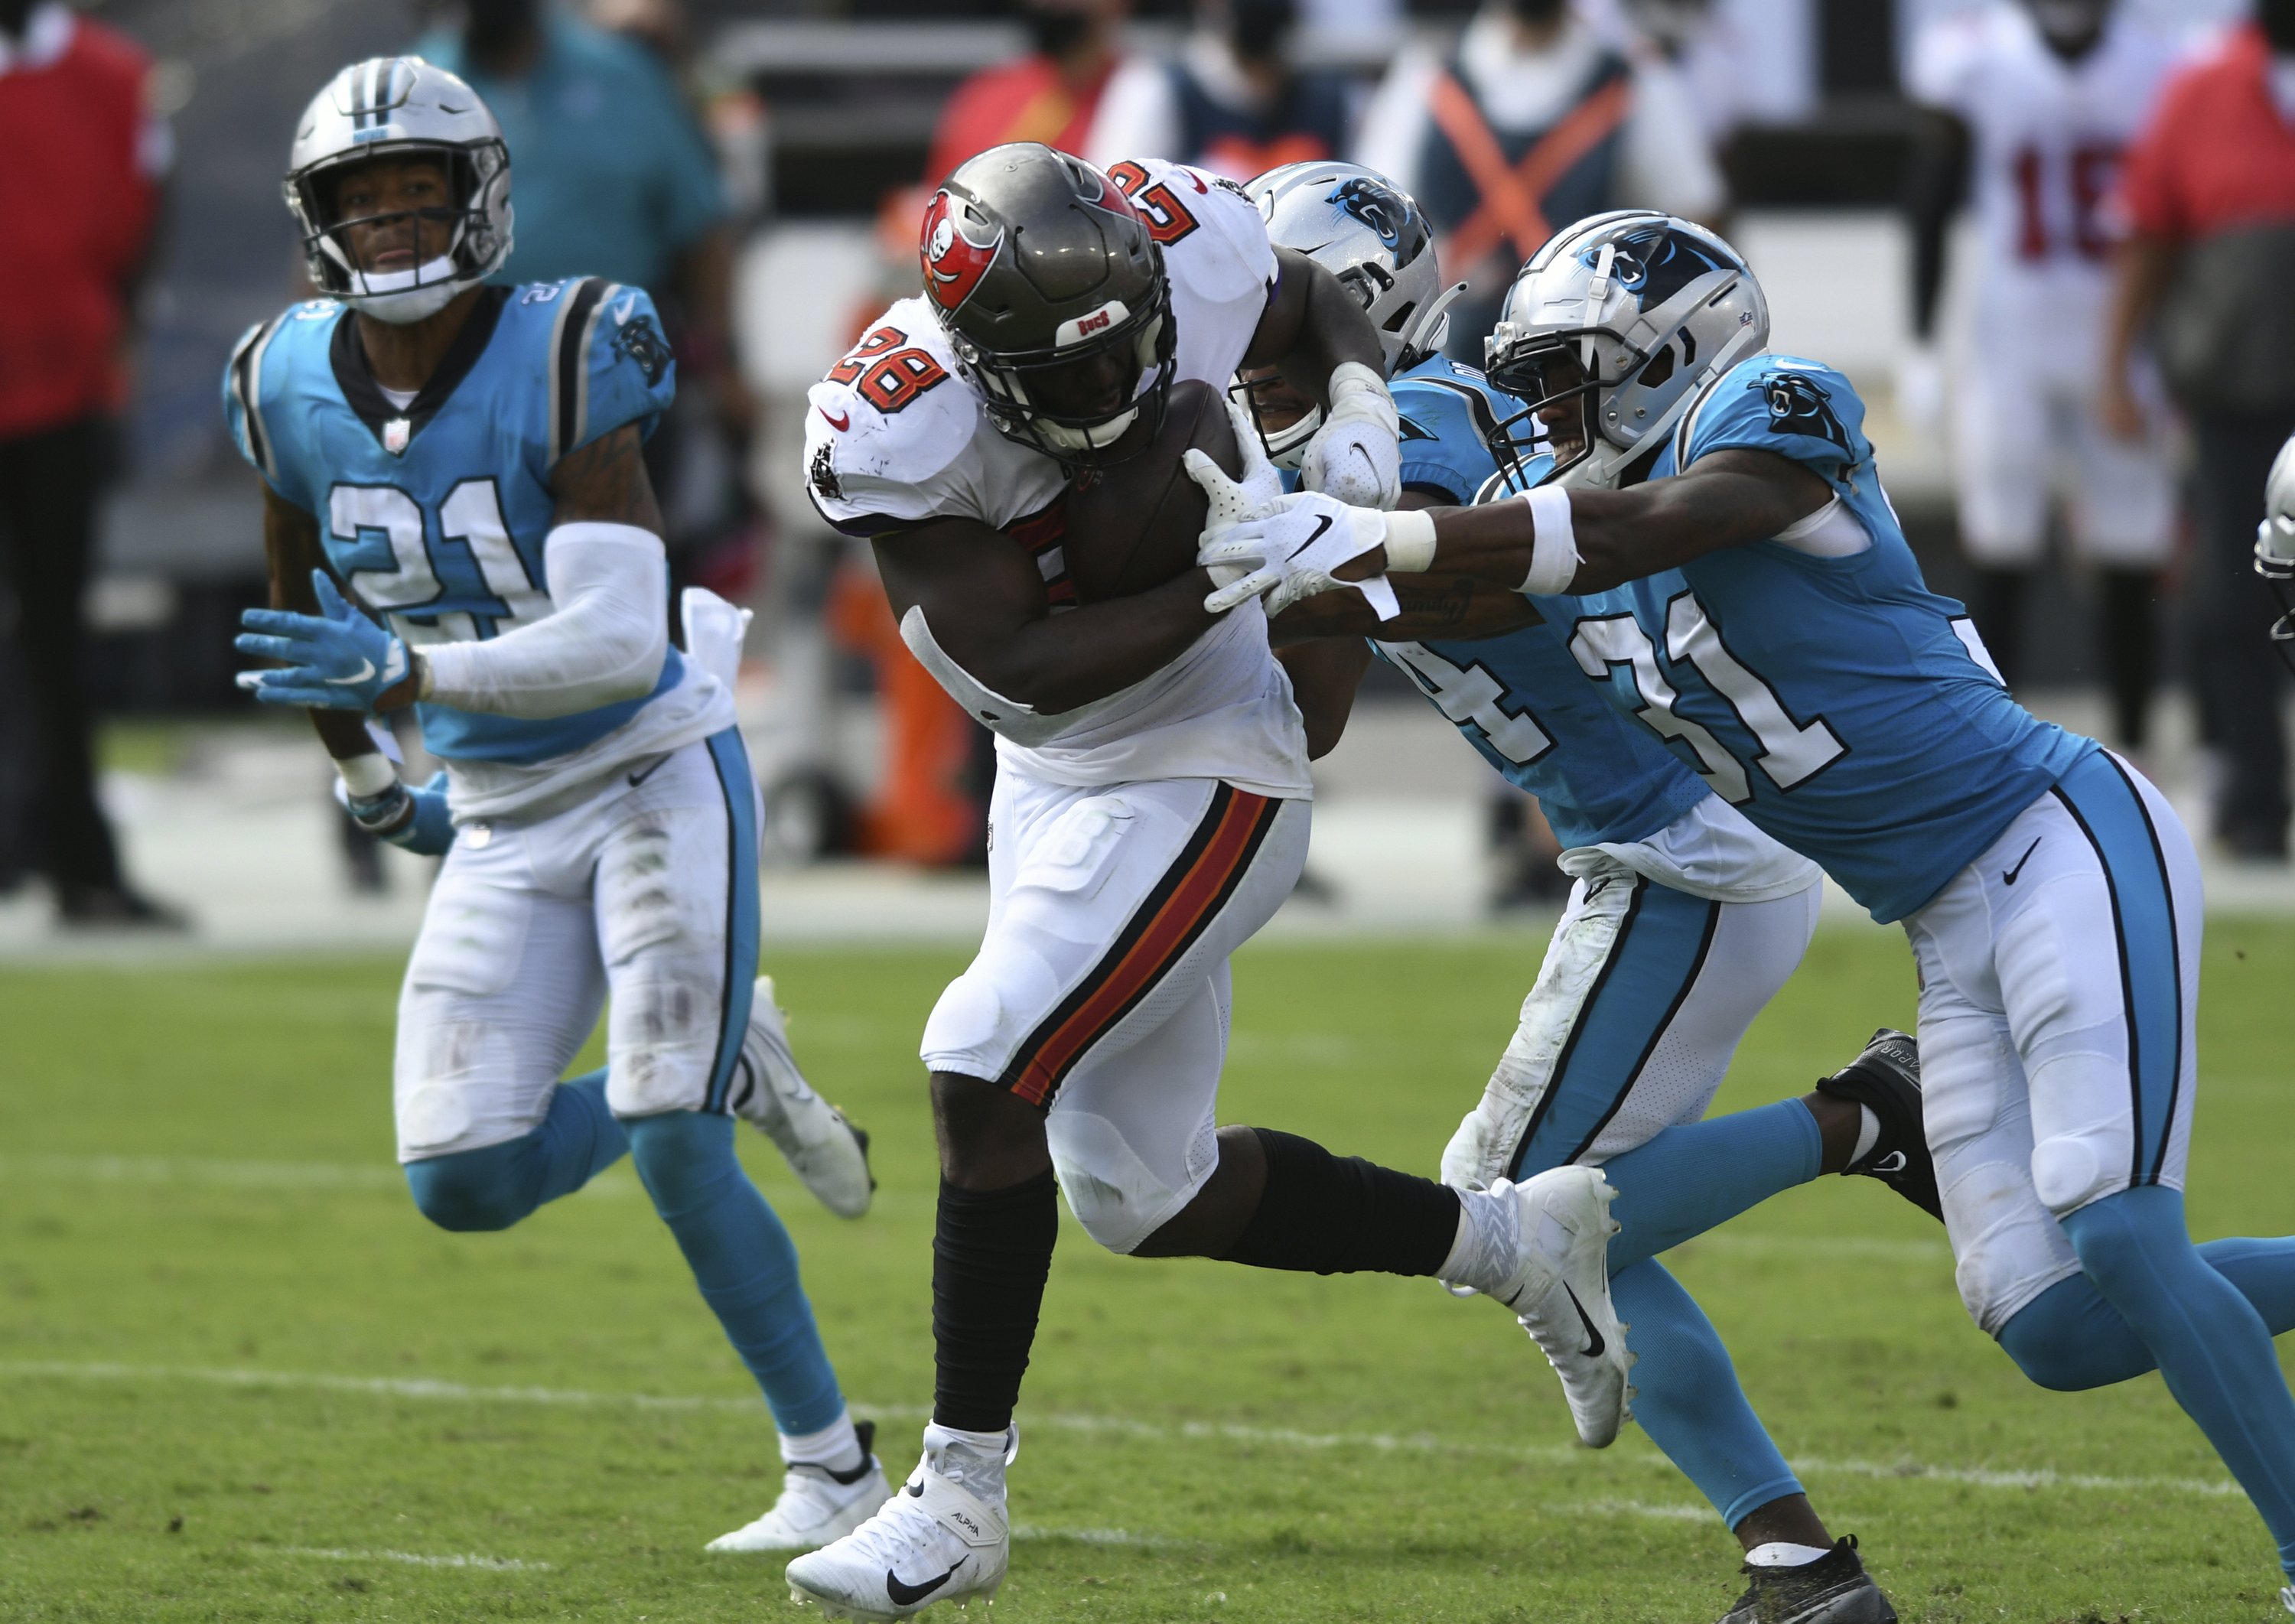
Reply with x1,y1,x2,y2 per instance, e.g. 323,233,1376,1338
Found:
1512,347,1590,462
1232,366,1314,434
1027,347,1139,421
329,155,457,276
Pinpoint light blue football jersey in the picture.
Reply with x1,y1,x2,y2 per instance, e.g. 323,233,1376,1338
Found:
1368,355,1711,850
223,278,684,766
1542,354,2097,921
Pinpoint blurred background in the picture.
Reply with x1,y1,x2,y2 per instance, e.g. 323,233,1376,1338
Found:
2,0,2284,952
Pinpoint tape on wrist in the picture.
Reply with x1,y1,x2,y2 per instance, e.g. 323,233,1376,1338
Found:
1383,508,1437,573
337,752,399,799
1518,487,1580,596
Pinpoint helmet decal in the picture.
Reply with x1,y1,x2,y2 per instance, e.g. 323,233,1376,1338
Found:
920,190,1003,314
1328,176,1427,265
1576,223,1732,309
1756,373,1854,456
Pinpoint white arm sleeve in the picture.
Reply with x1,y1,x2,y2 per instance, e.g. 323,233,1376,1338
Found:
418,521,669,718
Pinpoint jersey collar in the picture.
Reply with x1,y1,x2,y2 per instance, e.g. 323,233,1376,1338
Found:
329,286,510,454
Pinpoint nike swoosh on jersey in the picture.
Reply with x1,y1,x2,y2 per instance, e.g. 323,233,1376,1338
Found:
2002,836,2043,885
614,294,636,326
884,1562,963,1606
820,408,851,431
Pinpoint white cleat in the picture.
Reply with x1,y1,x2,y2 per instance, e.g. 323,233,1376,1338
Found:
707,1423,889,1554
734,975,874,1218
2280,1581,2293,1616
786,1434,1011,1621
1484,1164,1635,1449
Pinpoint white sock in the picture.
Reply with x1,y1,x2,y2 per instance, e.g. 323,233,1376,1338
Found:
923,1421,1011,1504
780,1408,864,1476
1849,1105,1881,1166
1745,1541,1834,1568
1437,1186,1521,1295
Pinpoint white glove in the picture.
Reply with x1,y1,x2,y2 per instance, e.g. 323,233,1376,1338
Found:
1896,343,1945,436
1298,360,1401,510
1185,465,1401,620
1207,394,1288,591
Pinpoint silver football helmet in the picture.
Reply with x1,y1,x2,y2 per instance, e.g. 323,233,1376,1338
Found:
284,57,513,324
1483,210,1769,491
1241,161,1463,467
2257,431,2295,664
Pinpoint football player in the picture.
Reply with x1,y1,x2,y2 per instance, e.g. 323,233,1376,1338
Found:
1200,209,2295,1610
1903,0,2182,747
1239,160,1922,1624
225,60,886,1554
786,143,1636,1619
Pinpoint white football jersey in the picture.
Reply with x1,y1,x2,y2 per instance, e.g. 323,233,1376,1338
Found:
1909,5,2181,343
801,158,1310,799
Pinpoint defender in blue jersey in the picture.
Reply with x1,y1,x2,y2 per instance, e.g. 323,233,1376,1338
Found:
1212,207,2295,1613
224,59,888,1554
1234,163,1938,1623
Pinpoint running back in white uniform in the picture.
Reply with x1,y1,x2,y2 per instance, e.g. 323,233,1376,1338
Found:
1909,5,2183,564
801,158,1314,1252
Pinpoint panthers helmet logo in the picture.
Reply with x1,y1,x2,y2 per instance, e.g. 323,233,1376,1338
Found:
1757,372,1854,456
1578,226,1732,310
1329,176,1429,264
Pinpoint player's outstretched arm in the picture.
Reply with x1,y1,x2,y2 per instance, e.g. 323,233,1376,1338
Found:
1266,574,1541,646
873,516,1222,718
1327,449,1835,597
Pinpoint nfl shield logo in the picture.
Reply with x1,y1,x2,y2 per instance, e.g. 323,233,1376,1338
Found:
383,418,411,455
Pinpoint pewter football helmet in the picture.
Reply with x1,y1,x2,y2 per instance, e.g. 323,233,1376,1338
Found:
1484,210,1769,491
285,57,513,324
922,143,1174,467
1243,161,1463,465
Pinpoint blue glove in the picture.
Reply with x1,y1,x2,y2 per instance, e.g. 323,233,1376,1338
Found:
336,770,454,857
236,571,413,711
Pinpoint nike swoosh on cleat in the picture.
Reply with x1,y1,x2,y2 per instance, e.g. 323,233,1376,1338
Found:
884,1562,962,1606
2001,836,2042,885
1562,1284,1605,1358
325,659,376,687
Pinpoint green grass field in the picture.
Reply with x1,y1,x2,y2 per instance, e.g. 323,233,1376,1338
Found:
4,922,2293,1622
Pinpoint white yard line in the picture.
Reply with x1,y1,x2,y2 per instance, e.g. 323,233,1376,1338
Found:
269,1546,552,1571
3,1359,2240,1502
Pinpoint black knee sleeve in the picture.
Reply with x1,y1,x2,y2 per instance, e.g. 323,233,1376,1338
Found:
931,1169,1059,1434
1219,1128,1460,1277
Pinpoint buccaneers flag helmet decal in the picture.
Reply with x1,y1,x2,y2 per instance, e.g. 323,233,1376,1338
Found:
921,190,1003,314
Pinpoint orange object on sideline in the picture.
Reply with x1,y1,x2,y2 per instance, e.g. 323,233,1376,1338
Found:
825,558,982,865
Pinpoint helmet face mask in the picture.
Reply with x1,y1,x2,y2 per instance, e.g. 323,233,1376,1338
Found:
284,58,513,326
921,145,1175,470
1483,210,1769,490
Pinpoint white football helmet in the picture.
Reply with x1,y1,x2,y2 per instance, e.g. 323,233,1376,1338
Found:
284,57,513,324
1483,210,1769,491
2256,430,2295,663
1241,161,1464,466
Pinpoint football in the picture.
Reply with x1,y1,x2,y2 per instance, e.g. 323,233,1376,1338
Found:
1060,378,1243,603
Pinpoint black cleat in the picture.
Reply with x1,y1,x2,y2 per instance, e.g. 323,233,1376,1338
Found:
1719,1535,1898,1624
1815,1028,1941,1222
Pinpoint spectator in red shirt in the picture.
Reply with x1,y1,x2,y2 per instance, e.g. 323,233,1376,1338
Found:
0,0,179,925
2105,0,2295,858
924,0,1129,188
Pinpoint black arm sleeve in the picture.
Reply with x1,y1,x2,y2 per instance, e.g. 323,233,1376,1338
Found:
1903,109,1971,343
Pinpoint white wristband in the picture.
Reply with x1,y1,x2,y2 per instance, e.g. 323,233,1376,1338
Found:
336,752,399,799
1519,487,1580,596
1383,508,1437,572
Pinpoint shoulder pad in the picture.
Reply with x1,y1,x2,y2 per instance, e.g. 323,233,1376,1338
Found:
803,299,994,535
1677,356,1870,478
529,278,677,463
